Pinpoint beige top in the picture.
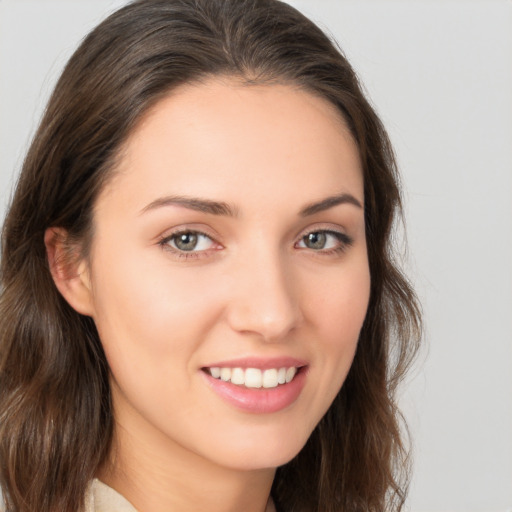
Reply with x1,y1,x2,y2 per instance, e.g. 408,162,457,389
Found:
85,479,137,512
85,479,277,512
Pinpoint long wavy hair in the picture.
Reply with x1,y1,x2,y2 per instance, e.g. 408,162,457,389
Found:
0,0,421,511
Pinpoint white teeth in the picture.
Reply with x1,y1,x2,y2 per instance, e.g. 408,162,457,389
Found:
262,369,278,388
285,367,297,383
245,368,262,388
208,366,299,388
220,367,231,381
231,367,245,385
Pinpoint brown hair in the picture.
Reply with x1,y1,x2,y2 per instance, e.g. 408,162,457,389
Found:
0,0,421,511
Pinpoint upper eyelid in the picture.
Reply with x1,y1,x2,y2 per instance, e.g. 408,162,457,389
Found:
159,225,219,243
163,230,213,242
300,227,344,236
296,223,350,239
297,229,353,245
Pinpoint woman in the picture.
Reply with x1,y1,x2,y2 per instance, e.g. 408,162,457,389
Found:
0,0,421,511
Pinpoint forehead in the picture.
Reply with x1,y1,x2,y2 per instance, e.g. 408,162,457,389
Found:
97,78,363,214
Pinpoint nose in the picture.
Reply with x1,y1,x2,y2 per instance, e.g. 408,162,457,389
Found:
226,248,302,342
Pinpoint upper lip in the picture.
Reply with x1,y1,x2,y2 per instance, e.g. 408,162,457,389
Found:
202,356,308,370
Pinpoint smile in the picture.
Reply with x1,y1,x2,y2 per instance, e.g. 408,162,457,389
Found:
206,366,298,389
201,360,308,413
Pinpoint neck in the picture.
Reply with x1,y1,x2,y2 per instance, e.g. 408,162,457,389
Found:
98,402,276,512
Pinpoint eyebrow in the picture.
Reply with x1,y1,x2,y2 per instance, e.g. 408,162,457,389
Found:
299,193,363,216
139,195,238,217
139,192,362,217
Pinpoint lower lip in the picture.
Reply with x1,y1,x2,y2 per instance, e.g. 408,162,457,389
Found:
201,369,307,414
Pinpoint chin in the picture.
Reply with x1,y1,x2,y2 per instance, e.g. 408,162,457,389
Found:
203,426,313,472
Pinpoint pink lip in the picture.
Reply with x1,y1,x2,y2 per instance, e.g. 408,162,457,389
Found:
200,366,308,414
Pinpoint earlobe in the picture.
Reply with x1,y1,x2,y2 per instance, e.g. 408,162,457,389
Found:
44,227,95,317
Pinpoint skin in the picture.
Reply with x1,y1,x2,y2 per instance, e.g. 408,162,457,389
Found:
47,79,370,512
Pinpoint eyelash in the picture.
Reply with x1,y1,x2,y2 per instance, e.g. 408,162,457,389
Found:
296,229,354,256
158,228,354,260
158,229,218,260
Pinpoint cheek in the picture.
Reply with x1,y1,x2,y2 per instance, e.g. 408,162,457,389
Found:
88,242,222,374
315,261,370,342
88,258,224,427
309,257,370,389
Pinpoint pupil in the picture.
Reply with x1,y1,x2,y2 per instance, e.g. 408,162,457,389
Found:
306,232,326,249
176,233,198,251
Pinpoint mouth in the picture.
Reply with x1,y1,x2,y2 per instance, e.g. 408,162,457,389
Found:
203,366,300,389
201,363,307,413
200,357,308,413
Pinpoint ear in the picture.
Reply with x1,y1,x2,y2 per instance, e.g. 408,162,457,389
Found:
44,227,95,317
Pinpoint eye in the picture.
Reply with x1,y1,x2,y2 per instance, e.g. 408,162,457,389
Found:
161,230,216,252
296,230,353,252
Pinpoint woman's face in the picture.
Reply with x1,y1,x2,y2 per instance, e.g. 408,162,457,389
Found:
85,79,370,471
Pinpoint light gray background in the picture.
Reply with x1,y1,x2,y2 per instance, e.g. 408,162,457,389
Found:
1,1,511,511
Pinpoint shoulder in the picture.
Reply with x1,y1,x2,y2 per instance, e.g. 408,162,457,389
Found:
0,480,136,512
